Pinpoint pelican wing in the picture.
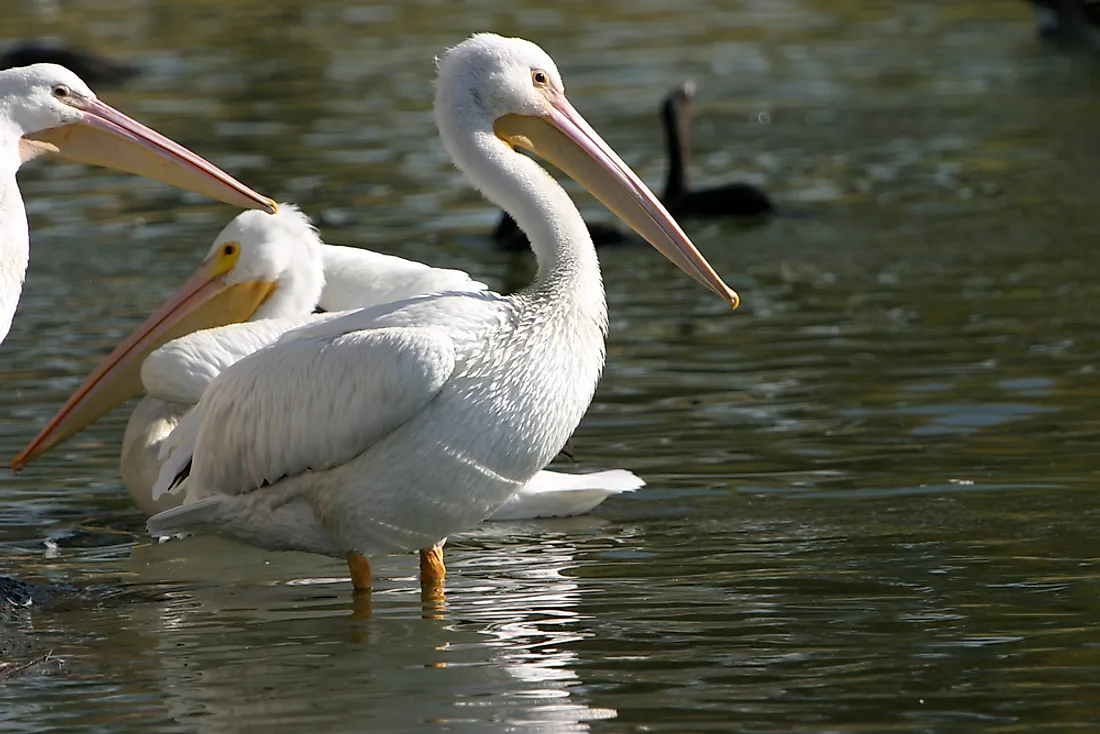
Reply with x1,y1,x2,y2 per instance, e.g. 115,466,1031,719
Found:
318,245,487,311
141,314,327,404
153,324,456,501
142,245,488,403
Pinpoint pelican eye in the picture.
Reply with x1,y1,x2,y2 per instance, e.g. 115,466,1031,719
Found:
52,84,71,99
210,241,242,277
531,70,549,87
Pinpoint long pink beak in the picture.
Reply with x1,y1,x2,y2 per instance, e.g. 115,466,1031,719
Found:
13,264,276,471
26,98,277,213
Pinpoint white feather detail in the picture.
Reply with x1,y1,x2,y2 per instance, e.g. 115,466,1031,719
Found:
153,324,456,501
486,469,643,520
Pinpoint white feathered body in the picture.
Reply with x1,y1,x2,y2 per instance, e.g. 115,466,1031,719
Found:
125,304,634,523
152,282,606,557
0,132,30,344
118,237,634,524
121,395,185,515
317,244,485,312
124,316,320,515
122,237,489,517
124,391,641,521
142,34,663,560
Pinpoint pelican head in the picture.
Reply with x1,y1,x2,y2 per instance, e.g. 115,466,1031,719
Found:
4,64,94,138
435,34,738,307
12,205,323,471
3,63,274,212
200,204,325,321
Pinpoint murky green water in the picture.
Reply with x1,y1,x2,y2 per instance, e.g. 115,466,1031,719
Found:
3,0,1100,731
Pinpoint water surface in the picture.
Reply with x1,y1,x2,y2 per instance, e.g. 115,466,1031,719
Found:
2,1,1099,731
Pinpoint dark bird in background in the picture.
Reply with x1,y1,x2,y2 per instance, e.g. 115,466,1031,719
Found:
493,80,774,251
1029,0,1100,49
0,43,138,86
492,205,636,249
660,81,774,220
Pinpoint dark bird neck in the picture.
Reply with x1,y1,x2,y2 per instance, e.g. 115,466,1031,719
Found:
661,95,691,203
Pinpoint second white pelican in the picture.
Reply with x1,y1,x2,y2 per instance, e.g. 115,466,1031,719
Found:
141,34,736,592
0,63,274,345
14,206,643,521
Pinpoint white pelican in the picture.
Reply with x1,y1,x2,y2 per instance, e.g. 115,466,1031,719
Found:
140,34,736,592
0,63,275,345
13,206,643,521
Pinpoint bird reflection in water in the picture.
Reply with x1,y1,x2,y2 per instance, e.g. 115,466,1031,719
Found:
109,525,620,732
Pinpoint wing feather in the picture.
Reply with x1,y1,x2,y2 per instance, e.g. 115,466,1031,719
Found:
318,245,487,311
141,315,322,404
153,325,456,500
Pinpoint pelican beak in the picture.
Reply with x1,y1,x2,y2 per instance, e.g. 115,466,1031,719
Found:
23,98,277,214
12,261,277,472
493,97,738,308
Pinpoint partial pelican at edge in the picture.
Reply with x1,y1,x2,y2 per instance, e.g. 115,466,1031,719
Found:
0,63,274,346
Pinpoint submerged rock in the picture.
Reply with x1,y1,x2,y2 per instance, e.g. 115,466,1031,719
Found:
0,653,64,681
0,577,55,608
1,577,70,680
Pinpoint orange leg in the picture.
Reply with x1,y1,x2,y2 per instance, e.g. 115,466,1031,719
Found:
419,543,446,585
346,551,372,591
419,542,447,608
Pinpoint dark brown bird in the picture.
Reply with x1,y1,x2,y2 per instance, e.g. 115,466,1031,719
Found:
1029,0,1100,49
492,209,639,250
0,43,138,86
492,80,773,251
660,81,774,220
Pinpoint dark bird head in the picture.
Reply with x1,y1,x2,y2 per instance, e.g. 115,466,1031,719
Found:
0,43,138,86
